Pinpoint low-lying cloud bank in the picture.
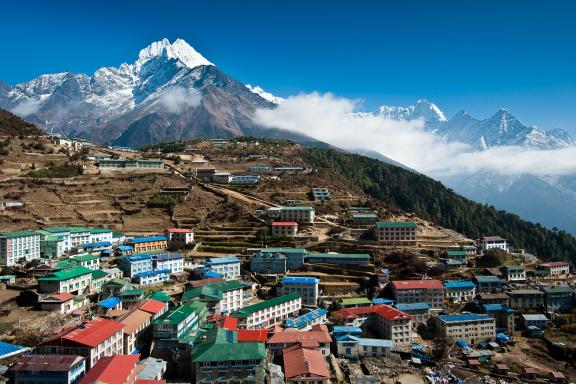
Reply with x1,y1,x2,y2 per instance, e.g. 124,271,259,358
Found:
253,92,576,177
158,86,202,113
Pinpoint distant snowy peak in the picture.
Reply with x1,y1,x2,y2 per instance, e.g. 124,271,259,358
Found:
245,84,284,104
376,99,447,125
136,38,213,69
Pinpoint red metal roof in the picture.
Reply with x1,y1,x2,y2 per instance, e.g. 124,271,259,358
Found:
237,329,268,343
333,304,410,322
481,236,507,241
43,318,125,348
540,261,569,268
271,222,298,226
47,293,76,302
283,346,330,381
79,354,140,384
137,299,166,314
222,316,238,331
268,329,332,345
374,305,412,321
8,355,84,372
391,280,444,290
165,228,193,233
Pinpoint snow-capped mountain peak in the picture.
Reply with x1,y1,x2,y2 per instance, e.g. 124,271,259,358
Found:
136,38,213,69
245,84,284,104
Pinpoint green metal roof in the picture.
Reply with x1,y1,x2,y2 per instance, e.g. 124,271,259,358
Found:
44,235,65,242
504,265,524,271
118,289,144,297
340,297,372,306
230,294,301,318
259,247,307,254
542,286,573,294
153,305,196,325
54,259,79,271
43,226,90,233
182,286,222,302
352,213,378,218
191,328,266,363
308,253,370,260
281,206,314,211
375,221,417,228
89,228,113,234
0,230,40,239
91,269,108,279
38,266,92,281
146,291,171,303
447,250,467,256
71,254,100,263
214,280,243,292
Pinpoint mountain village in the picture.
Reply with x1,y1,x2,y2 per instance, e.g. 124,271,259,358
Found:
0,133,575,384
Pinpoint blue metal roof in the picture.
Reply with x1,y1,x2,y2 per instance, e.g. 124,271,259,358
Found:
332,326,362,334
348,336,394,348
0,341,29,359
474,275,502,282
372,298,394,305
98,296,121,309
130,236,167,244
154,253,183,261
522,314,549,321
483,304,514,312
284,308,327,328
205,257,240,264
82,241,112,248
396,303,430,311
438,313,493,323
204,271,224,278
116,245,134,251
101,249,114,254
135,269,170,277
127,254,152,262
443,281,476,289
282,276,320,284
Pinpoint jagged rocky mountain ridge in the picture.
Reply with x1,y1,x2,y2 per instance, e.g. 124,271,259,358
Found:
0,38,300,147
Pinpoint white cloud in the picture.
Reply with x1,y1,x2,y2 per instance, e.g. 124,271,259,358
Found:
11,99,42,117
158,86,202,113
253,92,576,177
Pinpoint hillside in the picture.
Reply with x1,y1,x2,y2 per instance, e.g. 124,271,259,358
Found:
0,108,43,137
302,147,576,263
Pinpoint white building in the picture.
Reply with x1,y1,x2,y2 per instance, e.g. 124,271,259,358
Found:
218,280,244,313
204,257,241,280
271,222,298,238
479,236,510,252
0,230,41,266
231,294,302,329
37,293,89,315
434,313,496,344
212,172,233,184
38,266,93,294
443,281,476,302
89,228,113,243
278,207,315,224
153,253,184,273
164,228,194,248
278,276,319,306
373,305,413,347
538,261,570,277
133,269,171,286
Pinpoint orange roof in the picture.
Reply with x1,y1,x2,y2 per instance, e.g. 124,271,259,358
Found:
391,280,444,290
165,228,193,233
333,304,410,322
137,299,166,314
283,346,330,380
119,309,152,334
222,316,238,331
43,318,125,348
272,222,298,226
268,329,332,345
237,329,268,343
47,293,76,302
79,354,140,384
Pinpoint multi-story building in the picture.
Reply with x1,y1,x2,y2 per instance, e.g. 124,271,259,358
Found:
278,206,315,224
230,294,302,329
36,318,124,368
118,309,153,355
119,254,154,278
541,285,574,313
231,175,261,184
508,289,545,311
473,275,506,293
283,345,331,384
434,313,496,344
375,222,417,245
271,222,298,238
0,230,41,266
56,227,91,248
204,257,241,280
335,335,393,358
37,293,88,315
311,187,331,201
7,355,86,384
443,281,476,302
521,314,549,330
181,280,244,315
351,213,379,226
38,266,93,294
373,305,412,347
216,280,244,313
258,248,308,269
152,305,200,344
136,298,169,321
98,158,164,169
38,230,67,259
307,253,370,265
475,292,510,307
267,324,332,357
482,304,515,333
88,228,113,244
479,236,510,252
537,262,570,277
133,269,171,286
41,228,72,252
127,236,167,253
278,277,319,306
78,354,141,384
395,303,430,328
70,254,100,270
153,253,184,273
390,280,445,310
250,252,287,274
191,328,266,384
284,308,328,331
212,172,233,184
501,265,526,283
164,228,194,249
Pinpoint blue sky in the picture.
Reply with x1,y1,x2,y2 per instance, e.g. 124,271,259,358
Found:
2,0,575,131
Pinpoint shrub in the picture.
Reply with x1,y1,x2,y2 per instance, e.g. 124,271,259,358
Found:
27,163,83,178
